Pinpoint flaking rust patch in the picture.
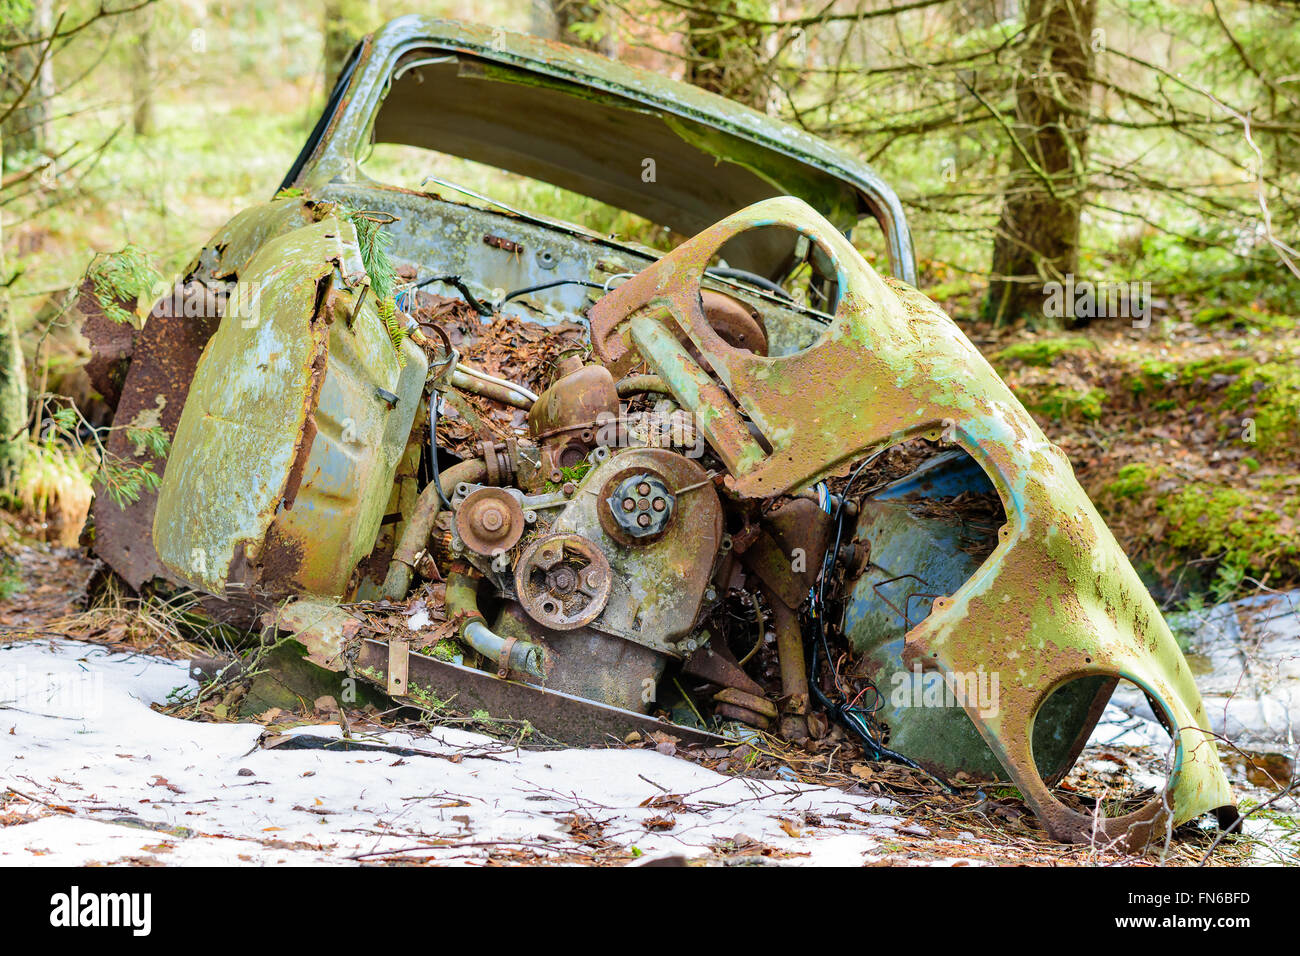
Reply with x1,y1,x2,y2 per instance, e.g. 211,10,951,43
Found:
127,394,167,456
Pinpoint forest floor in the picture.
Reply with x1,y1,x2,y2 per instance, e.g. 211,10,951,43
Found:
0,540,1294,867
944,295,1300,608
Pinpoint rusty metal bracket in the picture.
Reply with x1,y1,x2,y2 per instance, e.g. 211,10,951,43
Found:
713,687,778,720
497,636,518,678
386,635,410,697
355,639,727,748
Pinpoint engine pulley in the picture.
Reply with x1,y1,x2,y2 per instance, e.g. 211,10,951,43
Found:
514,532,612,630
455,487,526,556
603,472,675,539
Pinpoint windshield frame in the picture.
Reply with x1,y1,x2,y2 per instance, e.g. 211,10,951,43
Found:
282,16,918,285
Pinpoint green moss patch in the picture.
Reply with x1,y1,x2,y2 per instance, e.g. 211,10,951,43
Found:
1192,305,1295,333
1020,385,1107,422
993,336,1097,369
1105,463,1162,499
1126,355,1300,452
1158,481,1300,584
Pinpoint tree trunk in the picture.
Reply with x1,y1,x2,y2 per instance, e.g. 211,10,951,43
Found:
986,0,1095,323
2,0,50,155
33,0,53,134
131,7,154,136
0,123,28,487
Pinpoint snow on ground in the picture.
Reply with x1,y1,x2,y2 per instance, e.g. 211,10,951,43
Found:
7,596,1291,867
1109,586,1300,755
0,639,917,866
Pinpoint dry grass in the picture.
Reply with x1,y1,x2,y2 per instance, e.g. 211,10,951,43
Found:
52,573,222,661
7,439,92,548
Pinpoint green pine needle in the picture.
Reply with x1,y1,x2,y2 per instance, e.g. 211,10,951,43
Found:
87,244,162,326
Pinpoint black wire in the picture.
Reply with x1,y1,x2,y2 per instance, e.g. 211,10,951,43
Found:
806,449,945,781
428,271,827,327
705,266,794,301
499,278,609,304
807,629,930,774
427,392,450,509
816,451,885,681
414,274,494,316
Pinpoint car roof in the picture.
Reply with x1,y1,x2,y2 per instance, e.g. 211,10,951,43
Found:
290,16,915,283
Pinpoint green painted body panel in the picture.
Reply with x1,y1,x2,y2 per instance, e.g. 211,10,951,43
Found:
589,196,1235,846
153,216,426,599
287,17,915,282
845,499,1111,783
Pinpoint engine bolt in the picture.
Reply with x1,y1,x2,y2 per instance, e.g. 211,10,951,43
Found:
637,513,652,527
479,506,505,532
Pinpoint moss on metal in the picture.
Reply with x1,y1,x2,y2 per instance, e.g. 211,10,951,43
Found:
589,195,1235,848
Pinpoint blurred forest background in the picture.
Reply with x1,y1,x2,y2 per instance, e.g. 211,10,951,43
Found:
0,0,1297,612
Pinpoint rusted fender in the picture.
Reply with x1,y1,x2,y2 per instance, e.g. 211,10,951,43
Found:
588,196,1235,848
153,215,425,599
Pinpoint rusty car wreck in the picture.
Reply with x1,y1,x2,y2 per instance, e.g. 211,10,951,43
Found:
79,17,1235,850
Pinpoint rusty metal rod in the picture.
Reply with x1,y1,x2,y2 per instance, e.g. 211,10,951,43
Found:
450,364,537,409
381,458,487,601
615,374,671,398
763,587,810,717
464,621,546,679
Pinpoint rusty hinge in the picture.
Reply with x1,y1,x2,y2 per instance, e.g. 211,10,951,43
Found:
483,234,524,256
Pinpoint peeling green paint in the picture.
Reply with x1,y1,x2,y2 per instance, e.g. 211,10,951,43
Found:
590,196,1235,848
153,215,427,599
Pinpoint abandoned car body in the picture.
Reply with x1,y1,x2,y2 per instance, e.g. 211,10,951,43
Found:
81,17,1234,848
